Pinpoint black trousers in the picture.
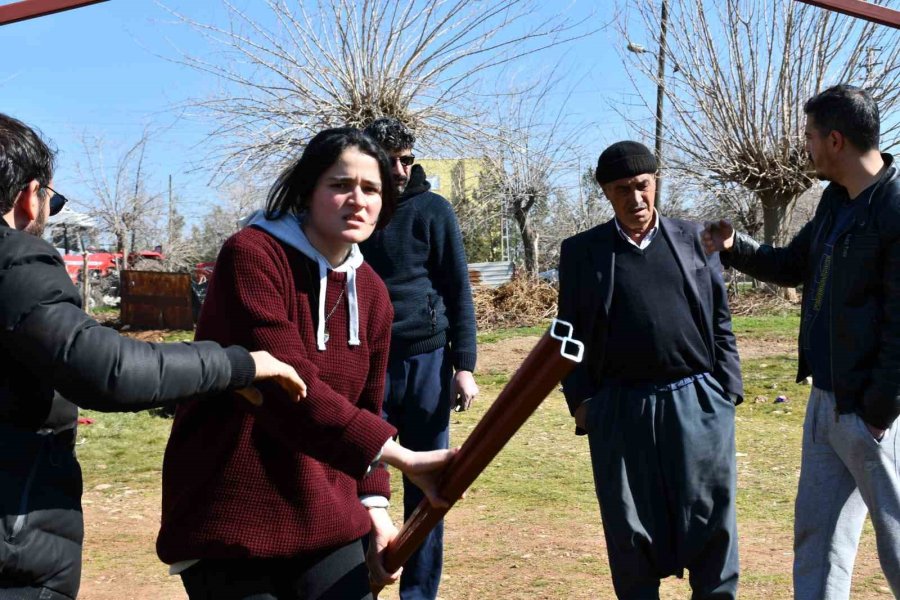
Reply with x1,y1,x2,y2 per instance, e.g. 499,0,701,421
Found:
180,539,371,600
585,373,739,600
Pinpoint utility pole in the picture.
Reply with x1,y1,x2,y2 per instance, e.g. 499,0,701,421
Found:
627,0,668,211
167,174,175,255
654,0,668,210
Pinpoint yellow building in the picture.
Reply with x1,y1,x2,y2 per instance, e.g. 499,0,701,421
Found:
416,158,486,202
417,157,507,263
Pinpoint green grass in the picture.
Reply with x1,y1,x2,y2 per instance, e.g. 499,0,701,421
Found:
476,324,547,344
160,330,195,342
734,355,807,525
732,313,800,340
78,411,175,490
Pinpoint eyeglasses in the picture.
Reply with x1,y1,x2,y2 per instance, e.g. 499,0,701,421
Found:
392,154,415,167
44,186,68,216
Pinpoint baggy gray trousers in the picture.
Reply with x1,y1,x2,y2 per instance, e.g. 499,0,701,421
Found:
585,373,739,600
794,387,900,599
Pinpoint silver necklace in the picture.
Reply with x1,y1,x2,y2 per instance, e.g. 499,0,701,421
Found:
323,284,346,344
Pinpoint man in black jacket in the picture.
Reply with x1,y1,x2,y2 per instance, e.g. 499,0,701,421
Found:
0,113,306,600
703,85,900,599
559,141,743,599
361,118,478,600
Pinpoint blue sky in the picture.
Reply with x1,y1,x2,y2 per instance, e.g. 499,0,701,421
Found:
0,1,650,226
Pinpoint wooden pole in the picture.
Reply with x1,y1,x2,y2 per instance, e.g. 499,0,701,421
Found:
0,0,108,26
795,0,900,28
374,319,584,594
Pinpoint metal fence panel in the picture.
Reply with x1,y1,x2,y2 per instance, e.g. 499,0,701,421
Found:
468,261,515,288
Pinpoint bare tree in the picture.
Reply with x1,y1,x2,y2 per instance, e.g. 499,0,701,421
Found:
786,184,824,236
571,167,616,232
163,0,597,180
619,0,900,245
190,177,267,262
75,131,164,269
449,166,506,263
131,193,201,273
474,77,581,275
538,167,615,270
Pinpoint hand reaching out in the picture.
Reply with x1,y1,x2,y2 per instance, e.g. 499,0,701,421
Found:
235,351,308,406
701,219,735,255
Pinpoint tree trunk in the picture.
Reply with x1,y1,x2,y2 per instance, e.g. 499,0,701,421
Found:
759,191,799,300
117,231,129,270
78,235,91,314
512,205,538,276
759,191,797,246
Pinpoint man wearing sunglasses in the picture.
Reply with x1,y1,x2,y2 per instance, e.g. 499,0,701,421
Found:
0,113,307,600
361,117,478,600
19,184,67,236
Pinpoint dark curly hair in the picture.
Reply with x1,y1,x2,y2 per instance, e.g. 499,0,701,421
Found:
0,113,55,214
363,117,416,153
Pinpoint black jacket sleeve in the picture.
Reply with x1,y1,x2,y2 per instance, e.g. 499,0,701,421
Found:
721,219,816,287
557,235,599,416
0,238,254,412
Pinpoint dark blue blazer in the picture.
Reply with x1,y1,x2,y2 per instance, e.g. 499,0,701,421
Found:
556,215,743,417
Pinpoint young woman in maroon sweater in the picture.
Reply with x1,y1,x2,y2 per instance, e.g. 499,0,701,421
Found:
157,128,455,600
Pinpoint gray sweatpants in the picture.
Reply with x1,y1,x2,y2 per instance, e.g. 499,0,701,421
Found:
794,387,900,599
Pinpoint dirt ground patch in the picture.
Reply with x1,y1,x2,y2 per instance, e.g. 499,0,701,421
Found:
80,488,184,600
736,337,796,360
78,483,887,600
477,334,796,370
76,332,888,599
478,335,543,374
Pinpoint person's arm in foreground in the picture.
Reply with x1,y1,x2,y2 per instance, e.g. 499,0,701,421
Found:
701,218,814,287
0,250,306,409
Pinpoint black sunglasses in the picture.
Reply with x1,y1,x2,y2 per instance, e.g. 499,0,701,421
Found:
44,186,68,216
393,154,415,167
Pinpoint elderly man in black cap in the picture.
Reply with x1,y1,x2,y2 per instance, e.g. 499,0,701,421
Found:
556,141,744,599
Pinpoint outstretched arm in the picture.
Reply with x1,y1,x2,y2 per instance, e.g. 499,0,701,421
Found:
0,253,304,410
702,218,815,287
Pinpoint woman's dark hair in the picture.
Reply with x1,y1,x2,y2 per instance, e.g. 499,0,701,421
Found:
265,127,397,229
0,113,55,214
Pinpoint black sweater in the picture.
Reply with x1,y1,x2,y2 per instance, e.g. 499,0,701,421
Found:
603,234,710,383
360,165,477,372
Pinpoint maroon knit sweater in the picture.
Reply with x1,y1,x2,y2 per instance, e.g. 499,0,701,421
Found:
156,226,397,563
